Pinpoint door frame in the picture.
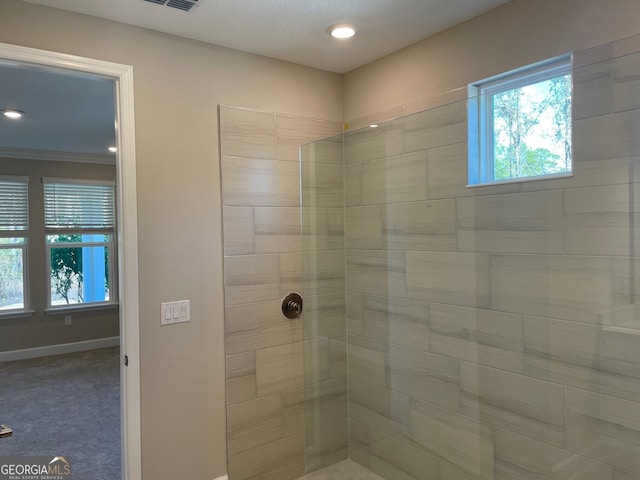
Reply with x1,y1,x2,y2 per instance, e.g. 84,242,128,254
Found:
0,42,141,479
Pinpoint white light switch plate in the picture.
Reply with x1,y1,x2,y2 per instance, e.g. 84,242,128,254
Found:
161,300,191,325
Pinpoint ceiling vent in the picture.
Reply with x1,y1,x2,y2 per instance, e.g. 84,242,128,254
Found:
143,0,199,12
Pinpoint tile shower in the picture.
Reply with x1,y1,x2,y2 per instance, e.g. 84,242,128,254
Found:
220,35,640,480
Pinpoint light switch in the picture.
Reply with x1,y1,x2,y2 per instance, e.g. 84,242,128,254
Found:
161,300,191,326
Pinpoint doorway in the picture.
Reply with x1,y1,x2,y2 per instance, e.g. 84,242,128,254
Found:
0,43,140,480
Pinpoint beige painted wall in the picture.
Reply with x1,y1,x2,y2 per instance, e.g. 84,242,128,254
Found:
0,158,119,352
344,0,640,123
0,1,342,479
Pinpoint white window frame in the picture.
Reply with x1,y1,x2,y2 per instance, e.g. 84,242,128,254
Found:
44,177,118,311
468,54,573,186
0,175,31,316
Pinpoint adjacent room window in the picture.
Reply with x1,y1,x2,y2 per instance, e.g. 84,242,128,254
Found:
468,55,573,185
0,176,29,312
44,178,116,308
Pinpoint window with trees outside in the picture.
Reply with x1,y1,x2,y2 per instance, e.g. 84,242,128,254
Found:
0,176,29,312
44,178,116,308
468,55,572,185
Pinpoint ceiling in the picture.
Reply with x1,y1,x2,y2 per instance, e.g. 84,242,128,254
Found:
22,0,511,74
2,0,511,159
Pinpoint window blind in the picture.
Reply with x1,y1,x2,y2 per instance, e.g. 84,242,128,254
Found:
44,179,115,230
0,176,29,233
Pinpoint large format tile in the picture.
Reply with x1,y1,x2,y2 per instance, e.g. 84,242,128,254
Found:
573,59,612,120
302,163,344,208
345,206,384,250
429,303,523,374
226,351,257,405
220,106,276,160
300,135,343,166
573,109,640,163
409,399,494,480
495,428,613,480
460,364,566,447
224,254,280,306
223,206,255,255
344,119,404,164
302,292,346,340
406,251,490,308
612,52,640,113
403,101,467,153
225,299,303,355
228,433,305,480
369,435,439,480
356,294,430,351
490,254,612,322
302,207,344,251
347,250,407,298
221,156,301,207
276,115,342,162
305,418,349,472
347,334,387,386
383,199,457,251
348,376,411,427
524,317,640,402
386,344,460,409
254,206,302,254
564,184,631,255
256,342,304,396
302,249,346,296
360,151,428,205
567,388,640,474
457,190,563,254
303,336,347,385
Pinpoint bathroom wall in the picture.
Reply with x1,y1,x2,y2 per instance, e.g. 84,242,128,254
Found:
0,2,343,478
343,40,640,480
219,106,345,480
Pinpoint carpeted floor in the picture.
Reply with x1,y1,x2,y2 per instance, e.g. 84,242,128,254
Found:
0,347,121,480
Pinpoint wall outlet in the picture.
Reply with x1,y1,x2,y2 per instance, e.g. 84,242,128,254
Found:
160,300,191,326
64,315,72,326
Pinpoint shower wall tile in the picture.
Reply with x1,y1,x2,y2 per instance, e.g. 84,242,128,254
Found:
305,419,349,472
254,207,302,254
616,470,640,480
573,60,612,120
490,254,612,322
223,206,255,255
224,254,280,306
429,303,524,374
409,399,495,480
573,109,640,162
256,342,304,397
383,199,457,251
348,377,411,427
300,137,343,165
567,388,640,474
403,101,467,153
347,250,408,298
302,207,344,251
344,119,404,164
301,163,344,208
345,206,384,250
368,435,440,480
437,460,481,480
227,433,305,480
302,292,346,339
385,344,460,409
226,351,257,405
357,294,430,351
564,184,631,255
612,52,640,113
227,393,283,434
303,337,346,385
347,334,388,386
225,300,303,355
406,251,490,308
495,428,614,480
359,151,428,205
456,190,564,254
344,163,362,207
612,257,640,328
276,115,342,162
221,156,300,207
524,317,640,402
460,364,566,448
219,106,276,160
302,250,346,295
304,377,348,427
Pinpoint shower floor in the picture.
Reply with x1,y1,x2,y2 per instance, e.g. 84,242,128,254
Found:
297,460,384,480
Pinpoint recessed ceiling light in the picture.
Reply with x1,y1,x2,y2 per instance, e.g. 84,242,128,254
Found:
369,124,379,128
2,109,24,120
108,146,117,153
328,25,356,39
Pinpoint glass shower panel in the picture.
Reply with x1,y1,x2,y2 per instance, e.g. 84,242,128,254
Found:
300,133,349,473
302,41,640,480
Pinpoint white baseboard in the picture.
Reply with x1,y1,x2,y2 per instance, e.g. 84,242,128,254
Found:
214,475,229,480
0,336,120,362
